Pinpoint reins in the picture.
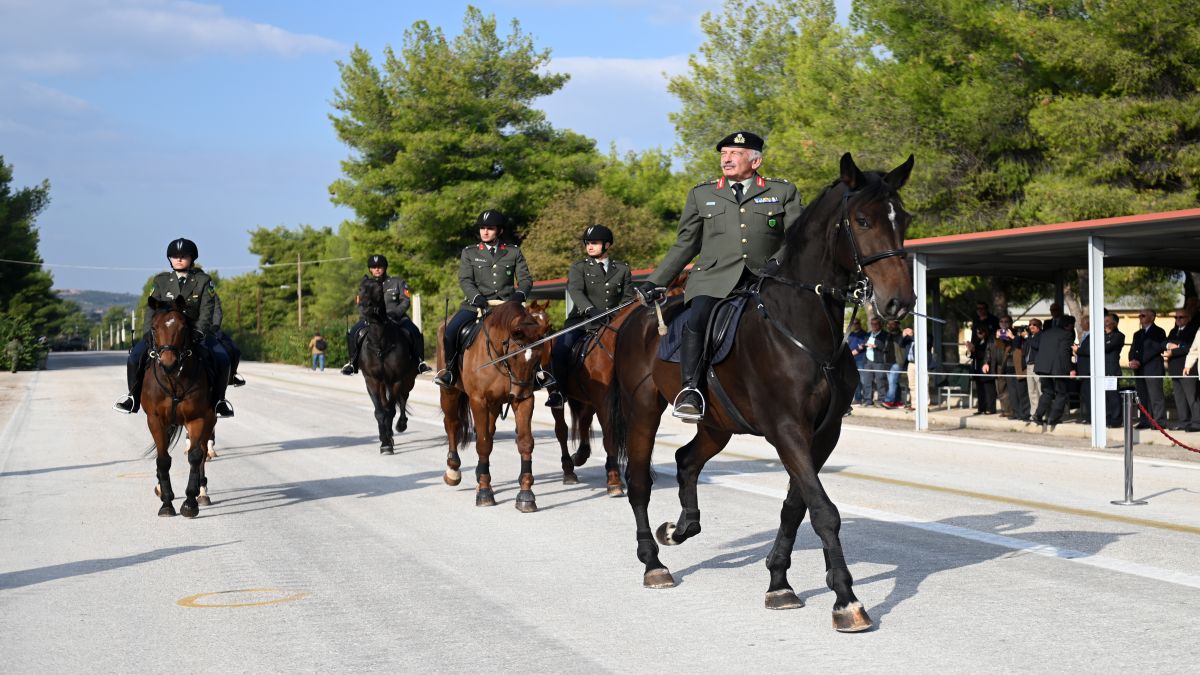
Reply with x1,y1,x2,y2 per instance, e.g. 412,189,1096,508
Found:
480,313,539,399
147,316,204,425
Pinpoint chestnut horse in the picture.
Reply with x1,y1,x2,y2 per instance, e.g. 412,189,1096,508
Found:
607,153,916,632
356,277,417,454
141,295,215,518
438,300,549,511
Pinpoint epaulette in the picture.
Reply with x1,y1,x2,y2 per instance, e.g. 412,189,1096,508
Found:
695,178,719,187
764,177,790,183
154,271,173,279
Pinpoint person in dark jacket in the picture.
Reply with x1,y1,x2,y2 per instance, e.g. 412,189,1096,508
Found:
1128,309,1167,428
992,315,1028,420
1102,313,1126,427
969,326,996,414
1033,314,1076,427
1022,318,1042,421
847,318,868,404
1164,307,1199,430
861,317,893,406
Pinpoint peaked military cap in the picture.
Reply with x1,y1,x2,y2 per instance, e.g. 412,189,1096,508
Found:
475,209,508,230
166,237,199,260
714,130,764,152
581,224,614,244
367,254,388,269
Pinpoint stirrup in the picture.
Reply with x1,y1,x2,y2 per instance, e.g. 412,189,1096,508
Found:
417,361,433,375
215,400,235,418
340,362,355,376
671,387,705,422
112,395,136,414
434,369,455,389
534,369,556,391
230,373,246,387
545,391,564,409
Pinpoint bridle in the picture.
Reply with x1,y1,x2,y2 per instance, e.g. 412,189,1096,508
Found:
481,315,541,398
148,312,194,368
147,310,202,412
836,186,908,279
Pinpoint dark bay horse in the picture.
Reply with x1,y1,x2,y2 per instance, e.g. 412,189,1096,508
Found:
142,296,214,518
438,300,549,511
608,153,916,632
550,275,688,497
356,277,417,454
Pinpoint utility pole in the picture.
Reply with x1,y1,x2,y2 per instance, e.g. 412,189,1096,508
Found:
296,252,303,329
256,285,262,335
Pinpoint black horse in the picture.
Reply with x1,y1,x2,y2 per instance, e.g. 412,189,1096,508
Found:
608,153,916,632
356,277,418,454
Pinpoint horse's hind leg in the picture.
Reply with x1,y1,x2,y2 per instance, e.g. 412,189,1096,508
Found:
656,425,731,547
552,403,577,484
180,419,210,518
771,426,871,632
570,403,593,468
763,479,807,610
394,390,408,433
368,382,393,454
149,419,176,517
197,426,213,506
471,399,497,507
512,395,537,513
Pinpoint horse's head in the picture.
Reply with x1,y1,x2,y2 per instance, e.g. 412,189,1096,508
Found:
526,300,552,335
146,295,192,373
833,152,916,320
357,276,386,322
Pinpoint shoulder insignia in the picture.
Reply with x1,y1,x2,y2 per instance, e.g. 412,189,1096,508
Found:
695,178,718,187
764,177,790,184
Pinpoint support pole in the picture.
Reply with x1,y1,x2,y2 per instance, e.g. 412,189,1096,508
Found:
913,253,929,431
1087,236,1106,448
1111,390,1146,506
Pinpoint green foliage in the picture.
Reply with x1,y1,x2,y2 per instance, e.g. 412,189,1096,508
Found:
0,313,41,370
0,155,70,337
521,187,671,279
328,7,602,294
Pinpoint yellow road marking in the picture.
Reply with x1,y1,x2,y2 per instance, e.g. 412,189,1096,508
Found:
177,588,307,608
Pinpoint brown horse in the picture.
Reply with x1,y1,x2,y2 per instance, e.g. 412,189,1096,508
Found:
438,300,549,511
607,153,916,632
549,274,689,497
142,295,215,518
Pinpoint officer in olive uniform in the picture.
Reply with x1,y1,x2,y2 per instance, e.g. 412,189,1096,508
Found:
545,225,632,408
434,210,534,388
341,254,432,376
112,238,235,417
633,131,802,422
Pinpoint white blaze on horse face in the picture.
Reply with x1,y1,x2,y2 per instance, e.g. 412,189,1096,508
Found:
887,202,897,229
165,318,176,328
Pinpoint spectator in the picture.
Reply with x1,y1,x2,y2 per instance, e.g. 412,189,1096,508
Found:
5,337,20,373
1045,302,1067,331
883,319,907,408
1033,314,1077,428
308,331,327,371
1023,318,1043,421
972,300,999,337
969,326,996,415
902,326,918,409
847,318,868,404
1128,309,1167,429
1073,315,1092,424
1164,308,1199,431
861,317,892,406
1102,312,1125,428
992,315,1029,420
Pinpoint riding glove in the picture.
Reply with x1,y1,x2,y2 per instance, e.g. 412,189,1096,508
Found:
633,281,664,305
470,295,489,309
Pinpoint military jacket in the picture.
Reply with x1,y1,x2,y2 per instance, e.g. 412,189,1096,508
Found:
380,274,412,321
457,242,533,310
648,173,802,301
143,269,215,334
567,257,633,320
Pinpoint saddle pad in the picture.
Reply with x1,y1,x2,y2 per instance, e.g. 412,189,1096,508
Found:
655,295,749,366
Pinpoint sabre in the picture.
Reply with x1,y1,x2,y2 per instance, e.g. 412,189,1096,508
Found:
911,310,947,324
475,298,641,370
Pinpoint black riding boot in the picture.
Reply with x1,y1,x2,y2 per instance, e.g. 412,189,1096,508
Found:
435,333,458,389
212,356,234,418
673,325,706,422
341,328,362,376
114,357,145,414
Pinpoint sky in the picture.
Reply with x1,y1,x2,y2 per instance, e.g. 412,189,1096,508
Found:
1,0,850,293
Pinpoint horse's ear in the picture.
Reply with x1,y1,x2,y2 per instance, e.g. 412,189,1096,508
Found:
146,296,160,311
173,296,188,312
884,154,915,191
839,152,867,190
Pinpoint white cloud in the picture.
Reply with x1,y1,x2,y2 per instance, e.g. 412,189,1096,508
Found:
0,0,343,75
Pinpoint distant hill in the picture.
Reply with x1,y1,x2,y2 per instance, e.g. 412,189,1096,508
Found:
55,289,140,318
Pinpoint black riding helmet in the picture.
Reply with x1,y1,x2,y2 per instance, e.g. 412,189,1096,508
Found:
475,209,508,230
167,238,199,260
367,254,388,269
581,224,614,244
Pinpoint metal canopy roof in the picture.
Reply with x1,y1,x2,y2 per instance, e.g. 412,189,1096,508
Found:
906,207,1200,279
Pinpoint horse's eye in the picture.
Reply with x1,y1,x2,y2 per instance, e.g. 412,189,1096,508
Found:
855,216,870,228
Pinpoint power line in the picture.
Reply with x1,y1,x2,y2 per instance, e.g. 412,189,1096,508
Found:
0,256,354,272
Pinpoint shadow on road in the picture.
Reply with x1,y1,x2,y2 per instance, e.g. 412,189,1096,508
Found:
207,470,447,516
0,457,142,478
0,542,234,590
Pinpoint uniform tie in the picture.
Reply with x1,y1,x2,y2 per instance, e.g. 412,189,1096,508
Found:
732,182,744,203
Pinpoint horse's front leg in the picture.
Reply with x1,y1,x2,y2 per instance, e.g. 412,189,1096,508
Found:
656,425,730,547
770,423,871,632
367,381,393,454
470,398,497,507
394,388,409,434
180,416,210,518
513,394,537,513
148,414,176,517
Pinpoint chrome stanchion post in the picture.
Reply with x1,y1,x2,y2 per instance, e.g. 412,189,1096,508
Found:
1111,389,1147,506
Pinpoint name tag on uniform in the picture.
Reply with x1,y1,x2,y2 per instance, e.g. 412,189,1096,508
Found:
473,258,488,262
705,201,716,206
753,196,779,203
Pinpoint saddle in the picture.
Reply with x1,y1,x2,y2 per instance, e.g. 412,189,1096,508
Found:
655,294,751,366
448,314,487,373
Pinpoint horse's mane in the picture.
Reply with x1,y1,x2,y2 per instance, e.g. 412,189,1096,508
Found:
780,171,904,265
358,276,386,320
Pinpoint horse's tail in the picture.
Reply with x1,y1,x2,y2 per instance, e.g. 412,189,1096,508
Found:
143,424,183,458
454,392,473,451
606,377,628,476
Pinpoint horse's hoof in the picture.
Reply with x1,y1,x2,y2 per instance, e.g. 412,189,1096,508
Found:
655,522,681,547
395,420,407,433
607,484,624,498
832,601,873,633
444,469,462,486
476,489,496,507
643,568,675,589
180,500,199,519
765,589,804,610
158,503,176,517
571,449,591,467
515,490,537,513
380,445,394,455
197,495,212,507
562,472,578,485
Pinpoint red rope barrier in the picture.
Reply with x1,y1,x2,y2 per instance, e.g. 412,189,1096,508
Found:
1136,401,1200,454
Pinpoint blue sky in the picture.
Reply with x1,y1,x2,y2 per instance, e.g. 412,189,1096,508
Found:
1,0,850,292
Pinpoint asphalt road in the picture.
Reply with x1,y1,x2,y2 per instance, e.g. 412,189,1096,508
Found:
2,352,1199,673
